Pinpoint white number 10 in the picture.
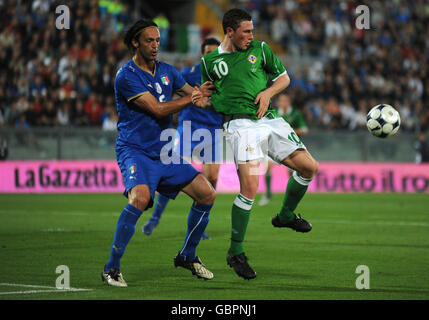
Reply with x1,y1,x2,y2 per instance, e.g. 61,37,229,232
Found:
213,61,228,79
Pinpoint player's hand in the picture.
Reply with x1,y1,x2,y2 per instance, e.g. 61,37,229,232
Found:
255,90,271,119
192,86,211,108
199,81,214,97
191,87,202,105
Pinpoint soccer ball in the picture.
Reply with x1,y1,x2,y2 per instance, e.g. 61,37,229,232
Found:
366,104,401,138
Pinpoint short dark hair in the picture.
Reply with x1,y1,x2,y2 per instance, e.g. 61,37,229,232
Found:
124,19,158,52
222,8,252,34
201,37,220,54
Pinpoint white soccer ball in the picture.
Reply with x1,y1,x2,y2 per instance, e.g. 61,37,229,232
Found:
366,104,401,138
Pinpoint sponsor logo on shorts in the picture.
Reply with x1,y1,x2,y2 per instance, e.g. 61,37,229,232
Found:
246,145,255,153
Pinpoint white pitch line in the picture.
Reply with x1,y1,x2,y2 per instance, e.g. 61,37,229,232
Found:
0,283,92,296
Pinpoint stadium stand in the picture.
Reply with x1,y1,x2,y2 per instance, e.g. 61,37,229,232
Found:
0,0,427,140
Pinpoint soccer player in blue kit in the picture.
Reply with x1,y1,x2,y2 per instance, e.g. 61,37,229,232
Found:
101,19,216,287
143,37,222,239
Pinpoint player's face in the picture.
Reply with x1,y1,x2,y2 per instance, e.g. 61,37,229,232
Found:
230,20,254,51
203,44,219,55
136,26,160,61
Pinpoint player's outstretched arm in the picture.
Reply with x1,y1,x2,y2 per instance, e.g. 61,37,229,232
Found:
132,92,193,118
176,82,214,97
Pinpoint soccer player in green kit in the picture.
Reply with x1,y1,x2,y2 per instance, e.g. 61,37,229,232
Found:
192,8,319,280
259,91,309,206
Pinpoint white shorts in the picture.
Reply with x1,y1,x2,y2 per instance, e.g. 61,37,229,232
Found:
223,117,306,166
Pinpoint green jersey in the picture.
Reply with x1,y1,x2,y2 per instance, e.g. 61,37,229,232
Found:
201,41,287,119
281,108,308,132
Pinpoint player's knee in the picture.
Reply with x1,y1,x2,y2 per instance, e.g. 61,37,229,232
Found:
201,188,216,205
241,182,258,199
129,197,149,211
128,186,150,211
301,159,319,179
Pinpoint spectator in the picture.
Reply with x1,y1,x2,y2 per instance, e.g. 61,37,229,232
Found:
57,100,71,126
0,136,8,160
102,108,118,131
38,100,58,126
71,99,90,127
84,94,103,125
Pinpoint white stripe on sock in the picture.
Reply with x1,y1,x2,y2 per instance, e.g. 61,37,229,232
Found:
292,171,313,186
233,193,254,211
180,211,207,257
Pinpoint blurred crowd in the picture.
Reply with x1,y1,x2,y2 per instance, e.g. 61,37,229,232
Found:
0,0,137,131
235,0,429,135
1,0,429,142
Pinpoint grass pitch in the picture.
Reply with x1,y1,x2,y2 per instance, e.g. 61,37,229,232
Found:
0,193,428,300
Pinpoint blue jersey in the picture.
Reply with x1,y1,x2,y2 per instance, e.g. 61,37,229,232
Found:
178,64,223,128
114,59,186,158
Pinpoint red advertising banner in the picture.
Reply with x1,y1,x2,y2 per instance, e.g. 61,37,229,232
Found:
1,161,429,193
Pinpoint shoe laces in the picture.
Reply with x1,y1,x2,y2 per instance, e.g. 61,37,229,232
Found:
296,213,304,220
108,269,121,280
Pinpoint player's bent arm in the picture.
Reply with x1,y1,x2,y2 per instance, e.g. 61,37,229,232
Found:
178,81,214,97
265,73,290,99
132,92,192,118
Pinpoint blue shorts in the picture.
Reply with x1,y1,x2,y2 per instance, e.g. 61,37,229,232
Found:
174,121,221,163
116,146,199,210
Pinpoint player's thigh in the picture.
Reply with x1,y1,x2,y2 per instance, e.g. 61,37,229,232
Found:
181,173,216,205
281,149,318,179
128,184,151,211
202,163,220,188
225,119,268,164
237,160,260,199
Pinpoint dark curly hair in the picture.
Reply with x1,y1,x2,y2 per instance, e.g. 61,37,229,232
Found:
124,19,158,52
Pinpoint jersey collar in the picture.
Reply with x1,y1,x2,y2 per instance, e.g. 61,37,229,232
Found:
132,57,158,77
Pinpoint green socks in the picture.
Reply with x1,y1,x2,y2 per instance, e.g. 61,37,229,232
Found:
265,172,272,198
278,172,312,223
229,194,254,256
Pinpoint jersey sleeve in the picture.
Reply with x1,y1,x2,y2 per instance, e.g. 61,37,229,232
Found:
170,65,187,91
200,57,213,83
116,68,148,102
261,42,287,81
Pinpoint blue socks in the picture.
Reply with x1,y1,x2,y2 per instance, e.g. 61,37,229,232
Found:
151,194,170,223
105,199,213,270
179,202,213,260
105,204,142,271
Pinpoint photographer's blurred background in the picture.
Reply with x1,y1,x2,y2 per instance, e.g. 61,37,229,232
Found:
0,0,428,162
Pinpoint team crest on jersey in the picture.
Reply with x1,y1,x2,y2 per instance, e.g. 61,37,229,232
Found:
161,75,170,86
155,82,162,94
128,165,137,174
248,54,257,64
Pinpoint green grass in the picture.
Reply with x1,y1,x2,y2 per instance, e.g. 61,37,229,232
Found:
0,193,428,300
